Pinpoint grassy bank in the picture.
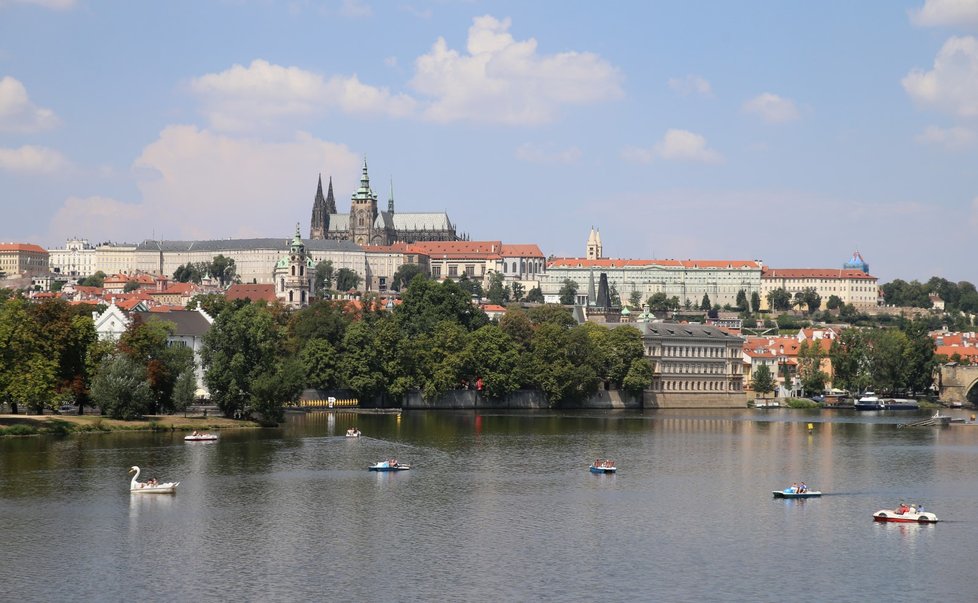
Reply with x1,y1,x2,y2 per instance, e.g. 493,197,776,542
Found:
0,414,260,437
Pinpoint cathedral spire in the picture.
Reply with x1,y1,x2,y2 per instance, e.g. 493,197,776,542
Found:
325,176,336,214
388,178,395,215
310,173,328,240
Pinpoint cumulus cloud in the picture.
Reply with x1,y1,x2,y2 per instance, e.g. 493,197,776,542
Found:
743,93,800,123
48,126,361,242
902,36,978,117
410,15,623,124
667,75,712,96
621,129,723,164
915,125,976,148
190,59,417,131
0,0,76,9
910,0,978,27
514,143,582,164
0,145,70,173
0,76,59,132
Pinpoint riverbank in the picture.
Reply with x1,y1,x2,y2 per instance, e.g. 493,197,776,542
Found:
0,414,260,437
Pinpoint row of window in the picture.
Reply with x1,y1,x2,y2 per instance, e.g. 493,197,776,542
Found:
660,363,729,375
654,380,743,392
653,346,737,359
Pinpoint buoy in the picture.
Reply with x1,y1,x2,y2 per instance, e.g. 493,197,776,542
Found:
807,423,814,432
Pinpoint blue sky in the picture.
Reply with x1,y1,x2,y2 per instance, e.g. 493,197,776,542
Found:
1,0,977,282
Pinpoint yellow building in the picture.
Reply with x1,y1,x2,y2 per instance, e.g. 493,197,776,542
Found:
0,243,49,278
760,267,878,310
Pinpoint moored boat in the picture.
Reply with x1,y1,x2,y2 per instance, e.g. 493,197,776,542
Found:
881,398,920,410
854,392,883,410
368,460,410,472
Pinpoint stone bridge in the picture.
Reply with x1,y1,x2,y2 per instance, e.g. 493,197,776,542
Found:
938,364,978,406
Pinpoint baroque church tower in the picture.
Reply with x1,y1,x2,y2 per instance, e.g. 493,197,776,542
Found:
274,224,314,308
309,175,336,240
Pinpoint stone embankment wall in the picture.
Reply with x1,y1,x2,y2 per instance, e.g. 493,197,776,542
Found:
303,388,747,410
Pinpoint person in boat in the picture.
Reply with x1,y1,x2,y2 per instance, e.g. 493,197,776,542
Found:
799,482,807,494
909,504,917,514
595,459,601,467
917,503,924,513
896,503,909,514
192,430,198,436
788,483,798,494
148,477,158,487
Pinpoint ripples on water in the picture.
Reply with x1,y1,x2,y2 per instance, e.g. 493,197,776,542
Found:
1,409,977,602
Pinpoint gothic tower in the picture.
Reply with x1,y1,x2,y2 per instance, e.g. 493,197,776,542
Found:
310,175,327,240
324,176,336,214
350,158,378,245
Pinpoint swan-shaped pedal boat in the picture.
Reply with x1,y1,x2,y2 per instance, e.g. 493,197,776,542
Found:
129,466,179,494
346,428,361,438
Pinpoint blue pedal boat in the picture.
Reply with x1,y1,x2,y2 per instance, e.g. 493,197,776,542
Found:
773,490,822,498
368,461,410,472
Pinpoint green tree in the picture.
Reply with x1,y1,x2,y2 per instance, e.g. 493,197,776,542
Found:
464,324,523,398
209,254,237,287
524,287,545,303
628,290,642,309
486,272,508,305
700,293,711,311
609,285,621,307
866,328,909,393
202,303,284,419
527,304,576,328
622,358,653,394
172,368,197,415
391,263,424,291
735,290,749,312
511,282,525,302
767,288,792,311
499,308,534,349
300,339,340,389
794,287,822,314
337,320,386,400
558,279,578,305
119,316,192,414
751,365,775,396
313,260,334,295
797,340,827,395
395,277,488,337
185,293,229,316
335,267,362,292
91,355,154,420
455,273,484,298
78,271,106,287
902,319,936,395
826,295,843,310
750,291,761,313
287,300,351,350
123,280,140,293
249,357,303,423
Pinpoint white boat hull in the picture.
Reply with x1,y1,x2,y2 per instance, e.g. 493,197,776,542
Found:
131,482,179,494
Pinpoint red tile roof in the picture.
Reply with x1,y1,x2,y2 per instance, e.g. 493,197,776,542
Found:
500,244,544,258
225,283,277,303
408,241,504,258
0,243,48,254
547,258,762,269
762,268,876,280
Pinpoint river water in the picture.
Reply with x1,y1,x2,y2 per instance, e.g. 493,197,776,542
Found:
2,408,977,602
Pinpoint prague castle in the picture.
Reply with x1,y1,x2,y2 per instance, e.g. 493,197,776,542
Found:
309,159,460,246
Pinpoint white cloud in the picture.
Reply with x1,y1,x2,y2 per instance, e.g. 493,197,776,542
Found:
0,0,76,9
621,129,723,164
910,0,978,27
410,15,623,124
0,76,59,132
915,125,976,148
48,126,360,242
0,145,70,172
190,59,417,131
514,143,582,164
902,36,978,117
743,93,799,123
339,0,372,18
667,75,712,96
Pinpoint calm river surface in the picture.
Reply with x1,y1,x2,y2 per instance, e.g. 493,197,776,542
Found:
3,408,978,602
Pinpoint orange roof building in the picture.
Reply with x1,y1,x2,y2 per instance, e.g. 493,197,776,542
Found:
760,262,879,311
0,242,49,278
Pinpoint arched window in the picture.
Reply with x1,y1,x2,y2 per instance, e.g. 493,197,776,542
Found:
299,265,304,276
289,291,294,302
512,261,517,273
301,291,306,303
280,278,284,291
291,265,296,276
